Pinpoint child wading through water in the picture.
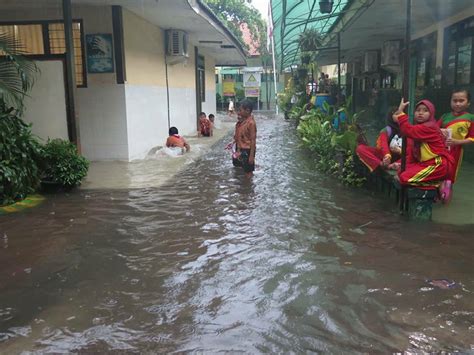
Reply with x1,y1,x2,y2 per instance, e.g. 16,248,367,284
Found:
165,126,190,155
230,99,257,178
392,98,453,189
438,89,474,202
208,113,218,129
198,112,212,137
356,107,402,172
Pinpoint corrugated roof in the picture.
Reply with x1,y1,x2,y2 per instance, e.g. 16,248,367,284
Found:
271,0,351,70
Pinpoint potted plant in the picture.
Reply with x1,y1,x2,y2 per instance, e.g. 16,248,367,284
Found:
299,28,322,54
39,139,89,192
301,52,312,65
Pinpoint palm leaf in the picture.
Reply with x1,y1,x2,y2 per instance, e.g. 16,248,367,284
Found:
0,31,39,110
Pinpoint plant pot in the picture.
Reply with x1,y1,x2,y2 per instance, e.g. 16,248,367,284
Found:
319,0,333,13
297,68,308,79
40,180,75,193
301,54,311,65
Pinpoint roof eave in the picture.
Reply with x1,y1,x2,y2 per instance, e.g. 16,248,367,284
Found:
190,0,247,66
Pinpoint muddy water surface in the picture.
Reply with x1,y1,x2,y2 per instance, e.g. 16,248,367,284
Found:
0,114,473,353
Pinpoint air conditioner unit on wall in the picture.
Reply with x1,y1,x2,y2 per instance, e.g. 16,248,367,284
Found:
166,30,188,61
363,51,379,73
381,40,401,67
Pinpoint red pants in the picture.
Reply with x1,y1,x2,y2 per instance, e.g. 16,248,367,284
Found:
356,145,383,172
447,146,463,182
399,157,449,188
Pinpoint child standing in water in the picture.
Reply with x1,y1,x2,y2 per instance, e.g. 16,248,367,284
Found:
233,100,257,177
438,89,474,202
392,99,453,188
356,108,402,172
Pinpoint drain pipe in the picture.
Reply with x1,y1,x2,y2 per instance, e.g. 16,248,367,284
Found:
164,52,171,129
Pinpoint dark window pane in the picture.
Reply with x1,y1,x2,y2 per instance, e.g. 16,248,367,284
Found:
456,37,472,85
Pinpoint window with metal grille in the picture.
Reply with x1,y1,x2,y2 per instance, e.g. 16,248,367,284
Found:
198,55,205,102
0,20,86,87
444,16,474,86
414,32,436,88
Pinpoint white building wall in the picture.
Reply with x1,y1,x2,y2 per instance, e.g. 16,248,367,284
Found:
75,6,129,161
22,60,69,142
1,5,225,161
124,85,166,160
201,54,217,116
168,87,198,136
77,85,128,160
0,5,130,161
123,10,203,160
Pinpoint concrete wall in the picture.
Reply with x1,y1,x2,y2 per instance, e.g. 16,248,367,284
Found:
23,60,69,142
75,5,129,161
201,53,217,116
123,9,203,160
122,10,164,160
77,85,128,160
2,5,221,161
0,5,129,161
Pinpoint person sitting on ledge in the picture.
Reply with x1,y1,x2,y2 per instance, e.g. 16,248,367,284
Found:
392,98,453,189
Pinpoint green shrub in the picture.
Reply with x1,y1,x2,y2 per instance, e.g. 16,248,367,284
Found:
0,106,42,206
296,100,366,187
40,139,89,188
235,88,245,102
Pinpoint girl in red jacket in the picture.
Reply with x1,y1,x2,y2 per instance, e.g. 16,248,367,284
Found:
393,99,453,188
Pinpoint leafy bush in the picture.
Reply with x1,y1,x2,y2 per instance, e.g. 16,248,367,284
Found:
0,106,42,205
235,87,245,102
40,139,89,188
296,99,366,187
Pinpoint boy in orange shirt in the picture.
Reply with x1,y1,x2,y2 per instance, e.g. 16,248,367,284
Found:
233,100,257,177
166,126,190,153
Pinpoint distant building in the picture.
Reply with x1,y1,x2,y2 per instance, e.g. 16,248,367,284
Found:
215,22,282,110
0,0,246,161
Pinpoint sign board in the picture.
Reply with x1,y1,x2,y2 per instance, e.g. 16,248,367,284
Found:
86,34,114,73
243,72,261,87
223,79,235,96
244,87,260,97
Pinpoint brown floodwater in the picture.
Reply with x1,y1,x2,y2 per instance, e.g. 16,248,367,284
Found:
0,114,473,353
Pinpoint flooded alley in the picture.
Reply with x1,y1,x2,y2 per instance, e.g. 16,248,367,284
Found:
1,114,473,353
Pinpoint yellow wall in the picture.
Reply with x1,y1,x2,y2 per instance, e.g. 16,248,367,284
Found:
122,9,210,90
122,9,166,86
167,46,197,89
204,53,216,92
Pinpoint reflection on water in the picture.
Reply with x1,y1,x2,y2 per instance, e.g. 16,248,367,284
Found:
0,114,473,353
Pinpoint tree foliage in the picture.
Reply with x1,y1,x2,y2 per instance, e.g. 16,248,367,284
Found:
203,0,267,54
0,31,38,111
0,31,41,205
0,105,42,205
